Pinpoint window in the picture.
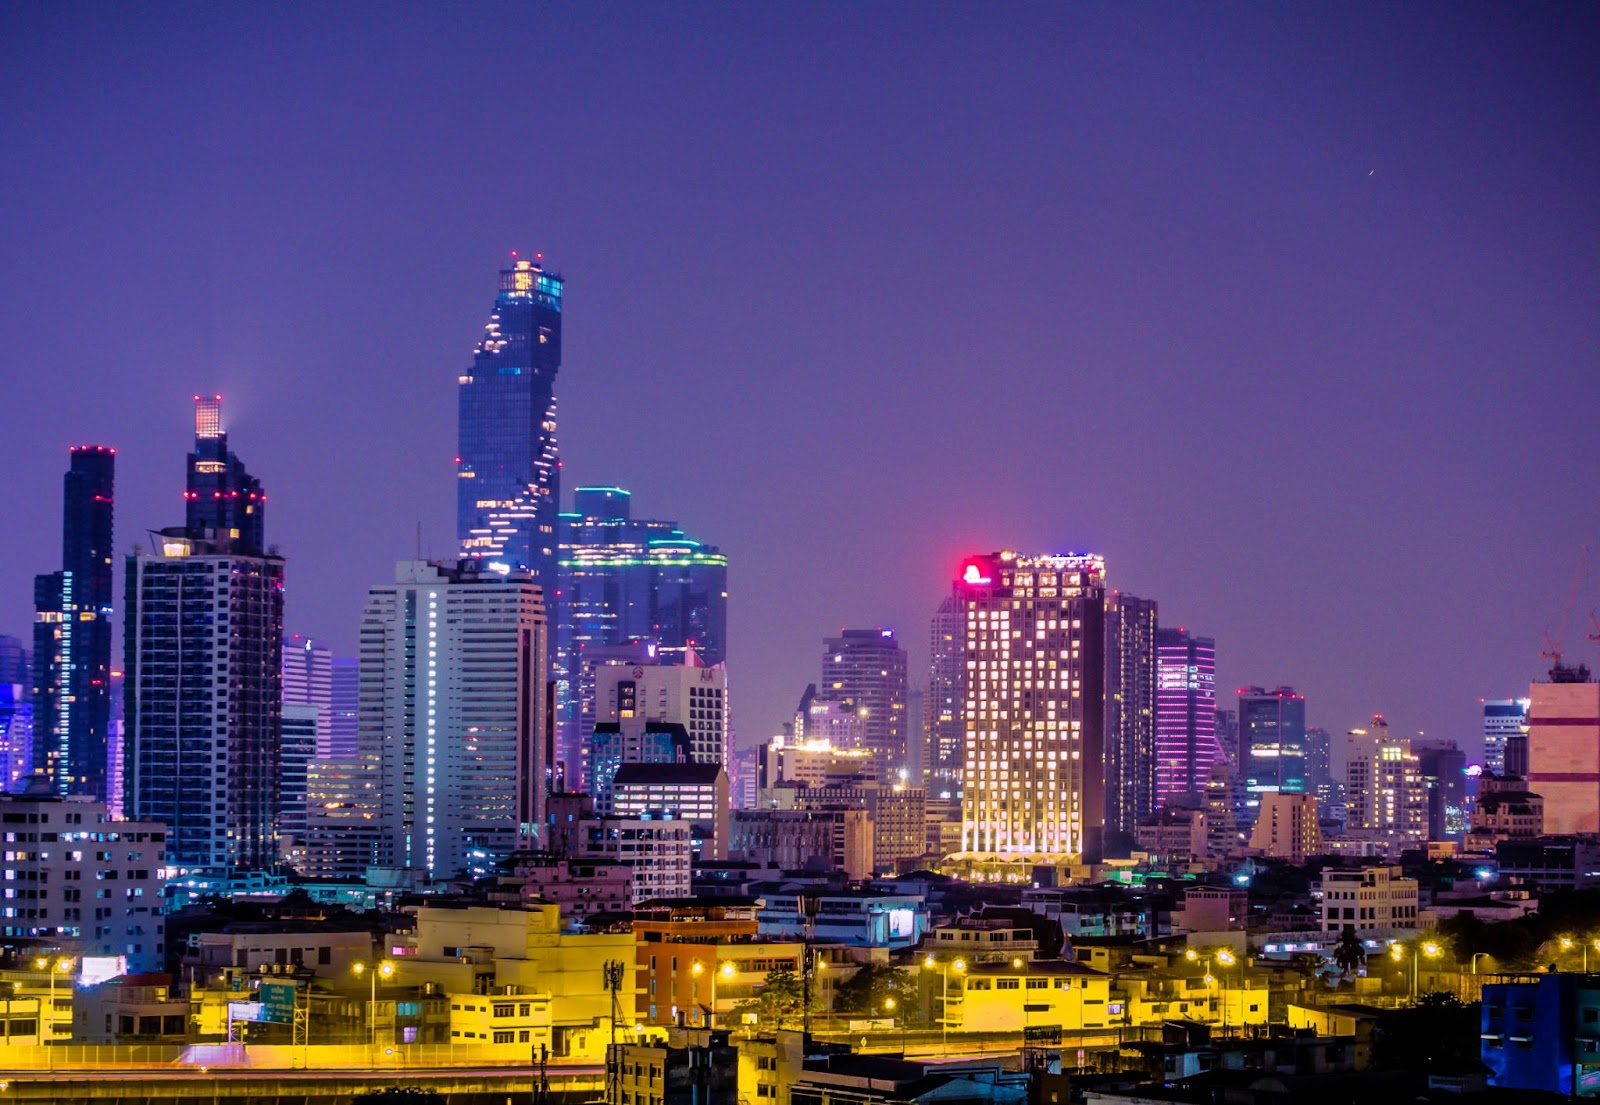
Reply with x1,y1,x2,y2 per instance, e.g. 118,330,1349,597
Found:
1026,978,1049,989
997,978,1020,990
494,1030,515,1044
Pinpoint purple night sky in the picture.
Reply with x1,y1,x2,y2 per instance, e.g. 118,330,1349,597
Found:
3,5,1598,761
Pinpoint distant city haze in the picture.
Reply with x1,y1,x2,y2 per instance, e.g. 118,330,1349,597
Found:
3,5,1598,759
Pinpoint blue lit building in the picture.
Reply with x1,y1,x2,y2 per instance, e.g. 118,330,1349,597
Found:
32,445,116,799
554,487,728,782
455,255,564,594
1481,974,1600,1096
1239,685,1307,824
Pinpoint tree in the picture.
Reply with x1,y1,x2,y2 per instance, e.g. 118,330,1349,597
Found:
1332,924,1366,979
732,965,808,1027
831,965,921,1022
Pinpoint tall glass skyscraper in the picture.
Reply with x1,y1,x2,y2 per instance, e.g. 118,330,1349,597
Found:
1153,628,1220,809
1105,591,1158,850
456,256,564,593
187,395,265,553
554,486,727,781
1239,685,1307,825
32,445,116,798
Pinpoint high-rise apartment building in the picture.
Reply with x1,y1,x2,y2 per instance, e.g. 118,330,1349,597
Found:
359,560,547,879
456,256,564,589
1104,593,1158,847
1526,676,1600,835
554,487,727,779
1153,629,1220,810
282,633,333,756
278,702,318,862
1483,697,1530,776
957,551,1106,863
820,629,908,773
125,400,282,871
927,591,964,789
1344,715,1427,846
1238,686,1307,823
32,446,116,798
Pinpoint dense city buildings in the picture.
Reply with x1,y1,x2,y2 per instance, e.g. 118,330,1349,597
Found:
956,551,1106,864
1153,629,1219,812
455,256,564,590
359,559,548,878
31,445,115,799
1104,591,1157,851
554,486,728,781
1415,739,1468,840
1525,675,1600,834
926,591,964,789
820,628,908,774
1482,696,1530,777
1238,686,1307,821
592,655,728,774
125,399,282,871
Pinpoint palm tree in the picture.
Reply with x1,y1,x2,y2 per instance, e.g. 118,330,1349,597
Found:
1333,924,1366,980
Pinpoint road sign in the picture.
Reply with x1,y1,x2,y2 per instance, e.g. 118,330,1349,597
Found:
259,980,296,1024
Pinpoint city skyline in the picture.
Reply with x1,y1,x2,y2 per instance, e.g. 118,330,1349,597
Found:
3,6,1598,754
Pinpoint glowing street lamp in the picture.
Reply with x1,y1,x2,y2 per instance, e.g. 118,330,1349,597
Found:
1389,941,1441,1001
352,959,396,1049
924,955,966,1046
32,957,72,1044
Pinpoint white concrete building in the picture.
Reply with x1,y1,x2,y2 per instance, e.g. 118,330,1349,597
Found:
1318,864,1421,933
0,792,168,972
594,658,728,769
360,560,547,879
575,818,693,903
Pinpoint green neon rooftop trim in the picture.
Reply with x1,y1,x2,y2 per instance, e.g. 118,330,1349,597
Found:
577,486,633,495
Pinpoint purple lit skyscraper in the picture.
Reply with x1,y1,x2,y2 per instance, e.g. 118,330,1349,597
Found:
1154,628,1220,809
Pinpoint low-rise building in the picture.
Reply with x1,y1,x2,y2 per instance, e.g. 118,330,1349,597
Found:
616,1026,740,1105
1022,886,1153,938
1495,835,1600,891
500,852,634,917
925,917,1039,964
1135,807,1208,864
756,892,927,950
1482,974,1600,1096
949,959,1112,1033
1318,865,1420,933
791,1056,1028,1105
729,808,872,879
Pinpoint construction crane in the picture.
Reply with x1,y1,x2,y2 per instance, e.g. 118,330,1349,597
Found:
1542,545,1590,677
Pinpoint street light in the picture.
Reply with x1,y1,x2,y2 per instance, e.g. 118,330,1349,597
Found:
1470,952,1492,975
924,955,965,1047
352,959,396,1049
32,956,72,1044
1389,941,1441,1001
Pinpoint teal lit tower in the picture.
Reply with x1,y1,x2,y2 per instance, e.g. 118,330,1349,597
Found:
455,254,564,595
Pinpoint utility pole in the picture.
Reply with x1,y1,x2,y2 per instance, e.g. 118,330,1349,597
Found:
604,959,626,1105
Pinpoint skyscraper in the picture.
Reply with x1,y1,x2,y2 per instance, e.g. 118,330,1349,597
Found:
821,629,908,774
31,446,115,798
926,591,964,789
456,255,564,588
957,551,1106,863
1153,629,1220,810
1525,676,1600,835
282,633,332,756
360,560,547,878
1344,715,1427,846
126,400,282,871
1104,592,1158,849
186,395,265,554
554,486,728,778
1483,697,1530,776
1238,686,1307,823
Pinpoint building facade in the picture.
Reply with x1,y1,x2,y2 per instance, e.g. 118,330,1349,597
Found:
1344,716,1427,847
32,446,116,799
1525,679,1600,835
360,560,547,878
1104,592,1158,852
1238,686,1306,822
957,551,1107,863
592,658,728,777
1154,629,1219,811
1482,697,1529,778
927,591,964,789
282,633,333,756
820,629,908,774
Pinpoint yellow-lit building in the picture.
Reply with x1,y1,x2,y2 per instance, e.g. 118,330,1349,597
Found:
948,960,1112,1033
402,902,634,1059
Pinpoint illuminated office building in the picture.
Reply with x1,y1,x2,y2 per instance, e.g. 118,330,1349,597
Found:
360,560,547,878
554,487,727,780
456,256,564,589
282,633,332,756
1154,629,1220,810
1483,697,1530,777
1104,592,1158,848
927,592,964,788
957,551,1107,863
821,629,908,773
1345,715,1427,845
125,401,282,871
32,446,116,799
1239,685,1307,822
